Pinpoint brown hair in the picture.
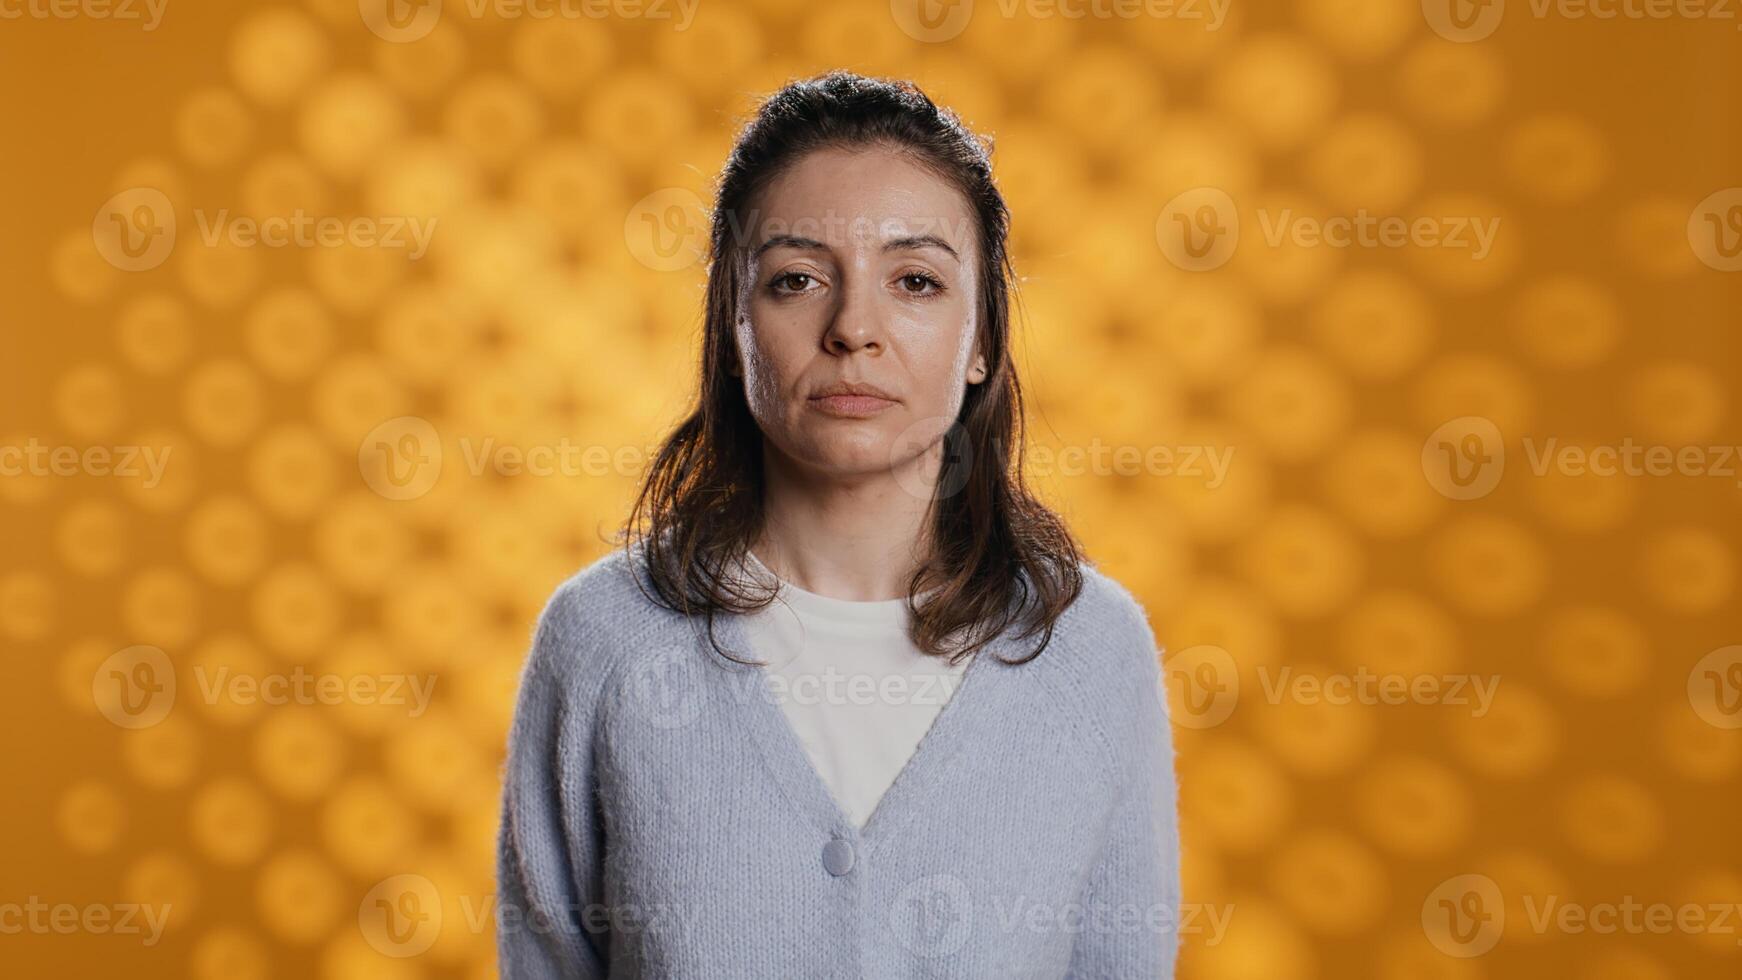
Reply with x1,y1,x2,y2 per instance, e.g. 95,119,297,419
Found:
621,70,1082,667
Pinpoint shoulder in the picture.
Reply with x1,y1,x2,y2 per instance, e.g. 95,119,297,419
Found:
1005,557,1162,691
1053,560,1173,771
537,547,633,633
526,545,677,689
540,546,644,620
1050,559,1168,719
1003,558,1171,788
1052,559,1163,671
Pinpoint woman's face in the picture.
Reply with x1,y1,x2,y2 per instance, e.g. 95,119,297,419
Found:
733,145,986,488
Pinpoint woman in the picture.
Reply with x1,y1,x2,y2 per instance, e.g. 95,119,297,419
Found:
498,70,1180,978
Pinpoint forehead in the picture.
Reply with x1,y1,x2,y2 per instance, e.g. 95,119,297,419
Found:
747,146,976,252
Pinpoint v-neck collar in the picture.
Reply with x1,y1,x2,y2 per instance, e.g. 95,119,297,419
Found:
706,608,1007,856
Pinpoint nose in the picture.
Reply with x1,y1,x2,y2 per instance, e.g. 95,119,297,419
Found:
821,271,883,356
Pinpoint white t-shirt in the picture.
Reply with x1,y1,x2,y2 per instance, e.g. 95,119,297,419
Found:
738,551,970,831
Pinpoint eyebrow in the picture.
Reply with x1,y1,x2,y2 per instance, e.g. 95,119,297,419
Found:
751,233,960,262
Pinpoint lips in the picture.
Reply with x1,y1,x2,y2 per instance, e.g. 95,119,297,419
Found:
812,380,896,399
809,381,897,419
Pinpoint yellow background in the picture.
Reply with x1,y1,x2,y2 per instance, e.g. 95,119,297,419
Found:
2,0,1740,976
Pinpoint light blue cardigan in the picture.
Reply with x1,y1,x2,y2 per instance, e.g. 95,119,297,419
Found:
497,546,1181,978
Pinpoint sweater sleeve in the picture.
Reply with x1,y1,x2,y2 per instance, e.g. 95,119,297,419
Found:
497,588,610,979
1066,606,1183,979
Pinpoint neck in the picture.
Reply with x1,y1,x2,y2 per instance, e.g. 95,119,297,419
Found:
753,445,937,601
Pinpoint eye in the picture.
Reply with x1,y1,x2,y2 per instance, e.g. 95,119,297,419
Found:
770,271,819,295
898,272,945,296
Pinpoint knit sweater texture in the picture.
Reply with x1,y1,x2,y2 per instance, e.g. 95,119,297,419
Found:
497,545,1182,979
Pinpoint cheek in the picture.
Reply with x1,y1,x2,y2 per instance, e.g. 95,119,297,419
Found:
895,306,977,402
736,312,806,424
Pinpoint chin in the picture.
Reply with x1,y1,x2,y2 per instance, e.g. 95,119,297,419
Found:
809,439,899,478
775,410,949,479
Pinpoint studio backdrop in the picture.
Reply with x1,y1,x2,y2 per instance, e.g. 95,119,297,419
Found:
1,0,1740,977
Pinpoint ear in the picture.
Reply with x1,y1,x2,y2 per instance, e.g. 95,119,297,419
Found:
725,336,744,378
967,351,988,385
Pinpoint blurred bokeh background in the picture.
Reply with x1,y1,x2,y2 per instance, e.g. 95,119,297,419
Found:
2,0,1740,976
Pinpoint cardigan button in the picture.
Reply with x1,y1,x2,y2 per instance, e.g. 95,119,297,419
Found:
822,838,855,876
